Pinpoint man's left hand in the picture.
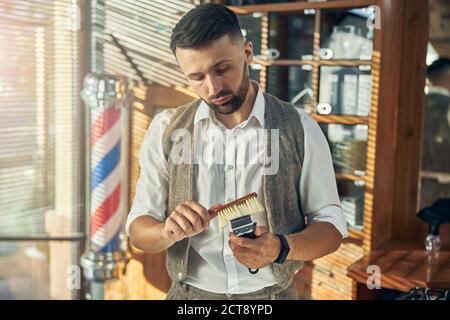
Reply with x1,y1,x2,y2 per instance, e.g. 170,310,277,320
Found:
228,226,281,270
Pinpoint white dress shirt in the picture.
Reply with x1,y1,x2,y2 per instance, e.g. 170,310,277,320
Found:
126,83,348,294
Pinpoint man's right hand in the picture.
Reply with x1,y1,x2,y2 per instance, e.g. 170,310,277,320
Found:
162,201,222,243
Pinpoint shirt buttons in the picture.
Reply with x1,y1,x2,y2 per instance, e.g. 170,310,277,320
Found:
177,272,183,280
227,165,234,170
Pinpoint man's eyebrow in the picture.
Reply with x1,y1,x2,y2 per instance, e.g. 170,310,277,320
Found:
186,59,233,78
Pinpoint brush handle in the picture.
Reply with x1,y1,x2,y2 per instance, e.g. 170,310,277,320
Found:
207,208,219,216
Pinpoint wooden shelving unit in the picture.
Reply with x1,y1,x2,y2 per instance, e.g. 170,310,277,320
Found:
229,0,379,299
230,0,430,300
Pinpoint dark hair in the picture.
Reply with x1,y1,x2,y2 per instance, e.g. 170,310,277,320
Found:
170,3,243,55
427,58,450,81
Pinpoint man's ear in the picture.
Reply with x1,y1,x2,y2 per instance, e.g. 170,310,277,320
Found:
244,41,254,64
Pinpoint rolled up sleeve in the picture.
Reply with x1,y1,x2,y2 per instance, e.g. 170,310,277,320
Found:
125,110,174,236
298,111,348,238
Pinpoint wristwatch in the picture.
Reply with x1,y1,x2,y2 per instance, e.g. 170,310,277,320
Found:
274,234,290,264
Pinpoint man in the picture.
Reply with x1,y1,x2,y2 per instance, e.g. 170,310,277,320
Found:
126,3,347,300
420,58,450,208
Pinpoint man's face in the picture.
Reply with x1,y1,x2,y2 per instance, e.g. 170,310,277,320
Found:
175,35,253,115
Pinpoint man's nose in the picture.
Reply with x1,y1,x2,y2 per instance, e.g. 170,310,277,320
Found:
206,75,223,98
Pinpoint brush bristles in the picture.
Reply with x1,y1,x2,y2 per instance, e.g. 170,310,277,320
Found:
217,196,264,230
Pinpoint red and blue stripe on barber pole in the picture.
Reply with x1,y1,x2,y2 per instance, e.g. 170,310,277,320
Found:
90,106,123,253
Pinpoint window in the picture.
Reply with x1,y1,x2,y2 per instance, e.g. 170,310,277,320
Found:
0,0,83,299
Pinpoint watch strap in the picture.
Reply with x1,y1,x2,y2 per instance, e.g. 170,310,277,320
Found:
274,234,290,264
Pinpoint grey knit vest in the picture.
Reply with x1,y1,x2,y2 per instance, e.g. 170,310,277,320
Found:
162,93,306,290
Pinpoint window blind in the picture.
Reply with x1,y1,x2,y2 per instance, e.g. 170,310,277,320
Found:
91,0,197,206
0,0,81,239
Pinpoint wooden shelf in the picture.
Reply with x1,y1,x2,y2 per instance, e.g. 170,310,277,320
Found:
253,58,313,66
320,60,372,67
347,250,450,292
348,227,364,240
312,114,370,125
253,58,372,67
420,170,450,183
335,173,366,182
229,0,378,14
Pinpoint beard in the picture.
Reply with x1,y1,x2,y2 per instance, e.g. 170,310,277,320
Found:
204,62,251,115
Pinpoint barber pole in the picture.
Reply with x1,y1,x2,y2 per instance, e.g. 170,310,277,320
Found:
90,105,122,253
81,73,130,300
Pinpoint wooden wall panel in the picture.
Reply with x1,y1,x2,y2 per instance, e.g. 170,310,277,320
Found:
389,0,429,245
367,0,429,250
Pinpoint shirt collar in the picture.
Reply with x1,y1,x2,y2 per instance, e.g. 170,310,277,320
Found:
194,81,265,128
